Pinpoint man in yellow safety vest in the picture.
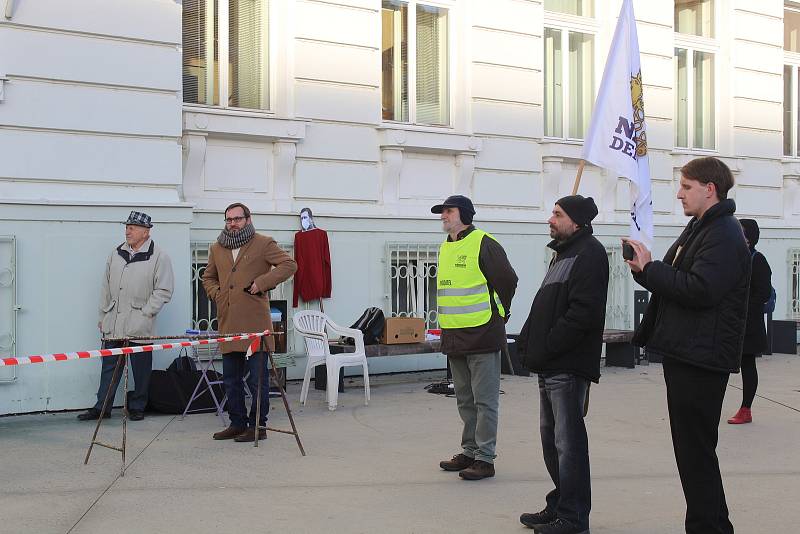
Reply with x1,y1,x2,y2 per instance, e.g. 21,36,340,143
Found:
432,195,518,481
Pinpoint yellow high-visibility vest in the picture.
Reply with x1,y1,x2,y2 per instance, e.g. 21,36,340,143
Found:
437,229,505,329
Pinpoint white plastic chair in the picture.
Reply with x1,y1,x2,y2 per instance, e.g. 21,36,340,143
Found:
293,310,370,411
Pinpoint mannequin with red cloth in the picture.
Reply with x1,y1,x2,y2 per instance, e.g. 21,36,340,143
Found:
293,208,331,308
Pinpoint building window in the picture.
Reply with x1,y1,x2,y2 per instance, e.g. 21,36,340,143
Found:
784,7,800,156
675,48,715,149
543,3,595,140
604,246,632,330
674,1,716,150
544,0,593,17
790,249,800,318
381,1,449,126
784,64,800,157
182,0,270,110
387,243,439,329
675,0,714,38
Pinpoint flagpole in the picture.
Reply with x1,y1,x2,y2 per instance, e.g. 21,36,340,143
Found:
571,160,586,195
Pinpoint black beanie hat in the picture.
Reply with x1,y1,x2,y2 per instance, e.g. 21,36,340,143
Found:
556,195,599,227
739,219,760,247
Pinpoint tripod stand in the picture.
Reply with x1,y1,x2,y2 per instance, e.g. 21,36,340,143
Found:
253,335,305,455
84,340,132,477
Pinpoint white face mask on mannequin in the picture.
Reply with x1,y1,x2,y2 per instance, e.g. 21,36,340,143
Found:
300,210,316,231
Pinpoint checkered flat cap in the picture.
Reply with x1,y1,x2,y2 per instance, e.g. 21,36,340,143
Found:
124,211,153,228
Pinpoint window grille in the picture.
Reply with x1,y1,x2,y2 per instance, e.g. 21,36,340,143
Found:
386,242,440,329
0,236,17,382
790,248,800,319
191,241,295,350
605,246,632,330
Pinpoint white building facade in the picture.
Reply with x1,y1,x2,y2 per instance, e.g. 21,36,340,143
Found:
1,0,799,414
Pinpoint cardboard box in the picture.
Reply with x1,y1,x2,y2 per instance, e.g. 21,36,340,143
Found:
382,317,425,344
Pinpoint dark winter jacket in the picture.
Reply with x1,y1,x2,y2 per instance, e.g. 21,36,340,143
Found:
742,249,772,355
518,227,610,383
440,226,519,356
632,199,751,373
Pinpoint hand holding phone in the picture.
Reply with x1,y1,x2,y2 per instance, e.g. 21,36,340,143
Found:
622,242,636,261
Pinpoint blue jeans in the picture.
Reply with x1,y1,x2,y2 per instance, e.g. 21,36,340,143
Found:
538,373,591,530
223,351,269,429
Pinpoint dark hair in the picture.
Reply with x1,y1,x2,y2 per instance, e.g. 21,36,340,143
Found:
301,207,313,217
224,202,251,218
680,157,734,200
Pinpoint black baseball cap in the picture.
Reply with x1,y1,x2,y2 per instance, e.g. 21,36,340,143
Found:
431,195,476,215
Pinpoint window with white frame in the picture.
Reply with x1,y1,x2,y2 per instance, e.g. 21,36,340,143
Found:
182,0,270,110
674,0,716,150
784,5,800,156
386,243,439,329
381,1,450,126
543,2,595,139
790,248,800,318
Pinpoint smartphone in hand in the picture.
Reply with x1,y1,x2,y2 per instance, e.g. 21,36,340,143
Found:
622,242,636,261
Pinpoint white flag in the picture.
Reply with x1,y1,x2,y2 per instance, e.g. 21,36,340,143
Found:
582,0,653,248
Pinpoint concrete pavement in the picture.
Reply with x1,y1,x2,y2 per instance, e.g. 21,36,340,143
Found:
1,353,798,533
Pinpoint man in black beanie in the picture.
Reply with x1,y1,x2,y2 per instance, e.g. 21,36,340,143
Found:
517,195,609,534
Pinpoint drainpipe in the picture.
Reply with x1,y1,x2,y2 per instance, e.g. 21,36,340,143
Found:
5,0,15,20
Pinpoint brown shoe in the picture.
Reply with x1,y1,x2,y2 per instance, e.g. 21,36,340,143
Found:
439,453,474,471
459,460,495,480
233,428,267,442
213,426,246,440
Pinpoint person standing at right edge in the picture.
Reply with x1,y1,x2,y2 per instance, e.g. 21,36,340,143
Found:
624,157,750,534
727,219,772,425
432,195,518,481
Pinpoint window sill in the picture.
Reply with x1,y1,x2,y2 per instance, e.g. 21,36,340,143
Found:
670,147,719,156
377,125,482,154
183,106,308,141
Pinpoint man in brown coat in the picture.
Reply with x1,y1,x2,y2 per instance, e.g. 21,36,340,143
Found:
202,202,297,442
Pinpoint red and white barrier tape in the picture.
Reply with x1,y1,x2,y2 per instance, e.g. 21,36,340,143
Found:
0,331,270,367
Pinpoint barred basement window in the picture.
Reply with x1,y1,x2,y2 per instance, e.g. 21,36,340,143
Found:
0,236,17,383
605,246,632,329
191,242,294,349
789,248,800,318
386,242,439,329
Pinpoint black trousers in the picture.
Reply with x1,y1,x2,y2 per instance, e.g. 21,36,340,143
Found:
663,357,734,534
93,341,152,412
740,353,758,409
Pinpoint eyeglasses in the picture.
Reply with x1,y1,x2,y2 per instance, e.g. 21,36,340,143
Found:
224,216,247,224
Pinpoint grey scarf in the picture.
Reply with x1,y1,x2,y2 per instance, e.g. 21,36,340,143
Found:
217,222,255,250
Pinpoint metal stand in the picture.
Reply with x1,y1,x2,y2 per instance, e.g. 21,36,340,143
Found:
181,345,226,424
84,340,130,477
253,336,306,455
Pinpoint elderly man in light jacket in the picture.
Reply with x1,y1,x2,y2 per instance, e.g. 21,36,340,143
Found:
77,211,174,422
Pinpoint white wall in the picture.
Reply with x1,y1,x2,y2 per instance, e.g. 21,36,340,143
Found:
0,1,188,414
2,0,799,414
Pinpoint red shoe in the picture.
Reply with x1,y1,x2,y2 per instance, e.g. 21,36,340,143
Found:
727,407,752,424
